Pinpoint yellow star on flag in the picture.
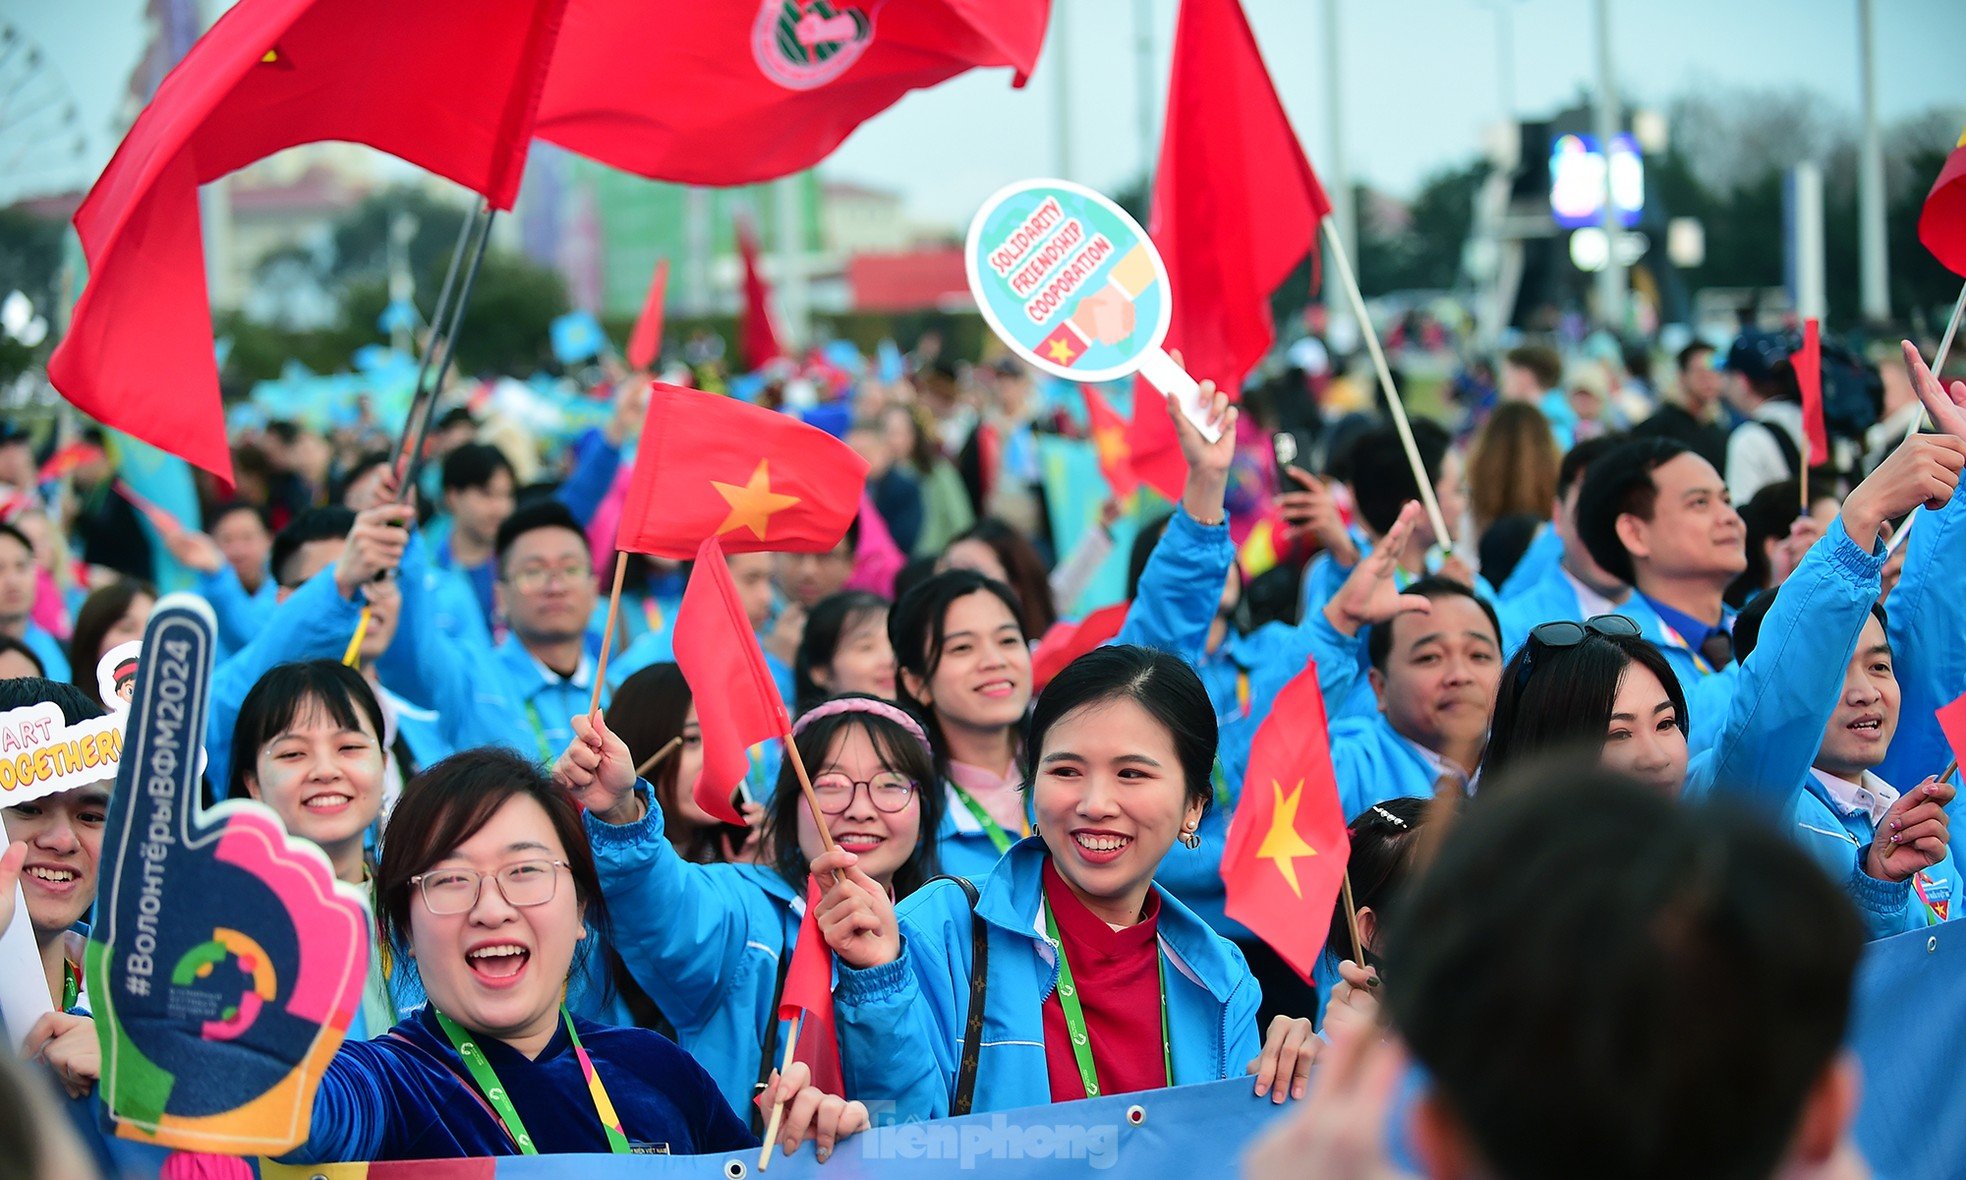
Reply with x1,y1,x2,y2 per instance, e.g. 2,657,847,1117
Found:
712,460,802,541
1046,337,1079,364
1092,425,1127,468
1256,780,1319,897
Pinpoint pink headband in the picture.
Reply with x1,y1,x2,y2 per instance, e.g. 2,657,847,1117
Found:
792,697,932,756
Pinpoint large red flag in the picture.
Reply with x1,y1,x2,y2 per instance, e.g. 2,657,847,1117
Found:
674,536,791,825
1918,126,1966,277
618,384,869,560
47,0,567,485
1029,601,1131,691
1125,0,1333,501
1220,659,1349,979
625,258,669,373
775,883,844,1097
737,220,786,371
1796,318,1828,467
1080,384,1140,502
536,0,1050,185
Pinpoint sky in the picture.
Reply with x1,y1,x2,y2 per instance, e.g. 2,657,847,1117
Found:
7,0,1965,226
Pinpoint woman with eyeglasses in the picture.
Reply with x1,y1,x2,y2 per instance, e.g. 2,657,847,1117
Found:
817,646,1317,1124
554,694,943,1123
275,747,863,1163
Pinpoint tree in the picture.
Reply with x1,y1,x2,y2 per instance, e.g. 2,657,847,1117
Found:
329,185,472,285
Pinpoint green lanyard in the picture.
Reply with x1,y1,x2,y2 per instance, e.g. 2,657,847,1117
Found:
522,700,556,764
1043,900,1172,1099
61,959,79,1010
950,782,1026,854
433,1006,631,1155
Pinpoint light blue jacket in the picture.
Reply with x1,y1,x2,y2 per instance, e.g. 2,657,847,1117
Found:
194,563,277,660
1787,774,1959,939
934,780,1026,883
835,838,1261,1123
372,536,519,759
585,785,802,1116
22,622,68,681
1618,592,1740,755
1497,525,1562,602
488,636,602,765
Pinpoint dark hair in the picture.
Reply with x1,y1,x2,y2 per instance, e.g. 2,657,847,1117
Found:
947,519,1057,635
440,442,516,495
494,499,589,575
271,507,356,589
795,591,891,714
1482,629,1688,785
0,677,104,725
0,522,33,555
1558,432,1626,500
227,661,387,801
1575,437,1693,585
68,579,156,706
763,697,943,896
1734,586,1888,664
1676,340,1715,373
1328,796,1426,968
603,663,727,866
375,748,611,988
1383,768,1864,1180
204,499,269,534
265,420,301,448
1503,344,1563,390
1727,479,1806,607
333,450,394,506
1027,645,1216,814
0,634,44,677
1365,577,1501,673
891,554,938,606
1124,514,1172,601
434,406,478,434
1346,420,1450,536
889,570,1028,781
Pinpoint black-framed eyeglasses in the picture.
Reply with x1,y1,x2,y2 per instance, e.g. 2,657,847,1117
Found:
410,859,569,915
810,774,919,815
1514,614,1642,693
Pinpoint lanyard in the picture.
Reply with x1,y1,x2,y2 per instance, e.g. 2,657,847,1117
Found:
61,959,79,1010
1653,619,1717,677
1043,900,1171,1099
950,782,1027,853
434,1006,631,1155
522,700,557,764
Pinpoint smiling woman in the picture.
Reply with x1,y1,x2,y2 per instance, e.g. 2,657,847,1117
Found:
277,748,864,1163
825,645,1319,1123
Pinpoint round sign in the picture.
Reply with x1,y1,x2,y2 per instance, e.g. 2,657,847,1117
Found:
965,179,1173,383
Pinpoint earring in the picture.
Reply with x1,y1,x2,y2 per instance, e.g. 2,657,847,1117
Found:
1180,825,1201,850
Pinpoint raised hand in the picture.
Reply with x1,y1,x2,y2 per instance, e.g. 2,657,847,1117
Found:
1278,467,1358,565
1902,339,1966,439
808,847,899,969
87,595,370,1154
1324,502,1434,638
1865,778,1954,883
554,711,640,824
160,527,224,576
1840,433,1966,550
1169,378,1239,526
332,502,415,598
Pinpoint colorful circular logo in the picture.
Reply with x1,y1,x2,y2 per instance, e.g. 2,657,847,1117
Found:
965,179,1173,383
752,0,876,91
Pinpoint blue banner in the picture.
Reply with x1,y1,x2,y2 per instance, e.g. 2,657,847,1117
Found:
1849,923,1965,1179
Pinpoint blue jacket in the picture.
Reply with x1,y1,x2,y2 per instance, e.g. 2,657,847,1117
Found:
22,621,68,681
585,787,804,1116
1617,592,1740,755
373,535,520,759
1495,564,1584,658
1875,490,1966,796
835,838,1261,1123
489,637,604,764
934,780,1026,883
194,563,277,660
1788,772,1959,939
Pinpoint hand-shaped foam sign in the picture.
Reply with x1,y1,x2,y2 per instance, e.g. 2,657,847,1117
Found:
86,594,370,1154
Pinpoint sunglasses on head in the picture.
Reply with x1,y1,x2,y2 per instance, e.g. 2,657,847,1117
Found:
1514,614,1642,693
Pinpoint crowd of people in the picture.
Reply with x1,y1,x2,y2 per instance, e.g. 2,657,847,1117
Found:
0,318,1960,1178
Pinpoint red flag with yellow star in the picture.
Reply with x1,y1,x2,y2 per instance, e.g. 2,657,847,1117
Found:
1220,658,1349,979
1919,125,1966,277
618,384,870,560
1080,384,1139,501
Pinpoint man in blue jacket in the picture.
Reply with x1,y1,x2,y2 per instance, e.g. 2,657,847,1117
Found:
1496,434,1632,655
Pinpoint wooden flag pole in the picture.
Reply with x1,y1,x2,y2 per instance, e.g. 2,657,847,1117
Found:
589,551,630,716
757,1012,805,1170
756,730,841,1168
1338,870,1367,967
1902,280,1966,447
634,735,683,781
1940,758,1958,785
1318,216,1455,552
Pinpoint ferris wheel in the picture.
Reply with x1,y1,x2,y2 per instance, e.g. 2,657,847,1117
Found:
0,22,88,200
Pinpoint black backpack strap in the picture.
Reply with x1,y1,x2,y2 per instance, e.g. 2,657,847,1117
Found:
926,874,987,1117
1759,417,1803,478
753,916,796,1135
